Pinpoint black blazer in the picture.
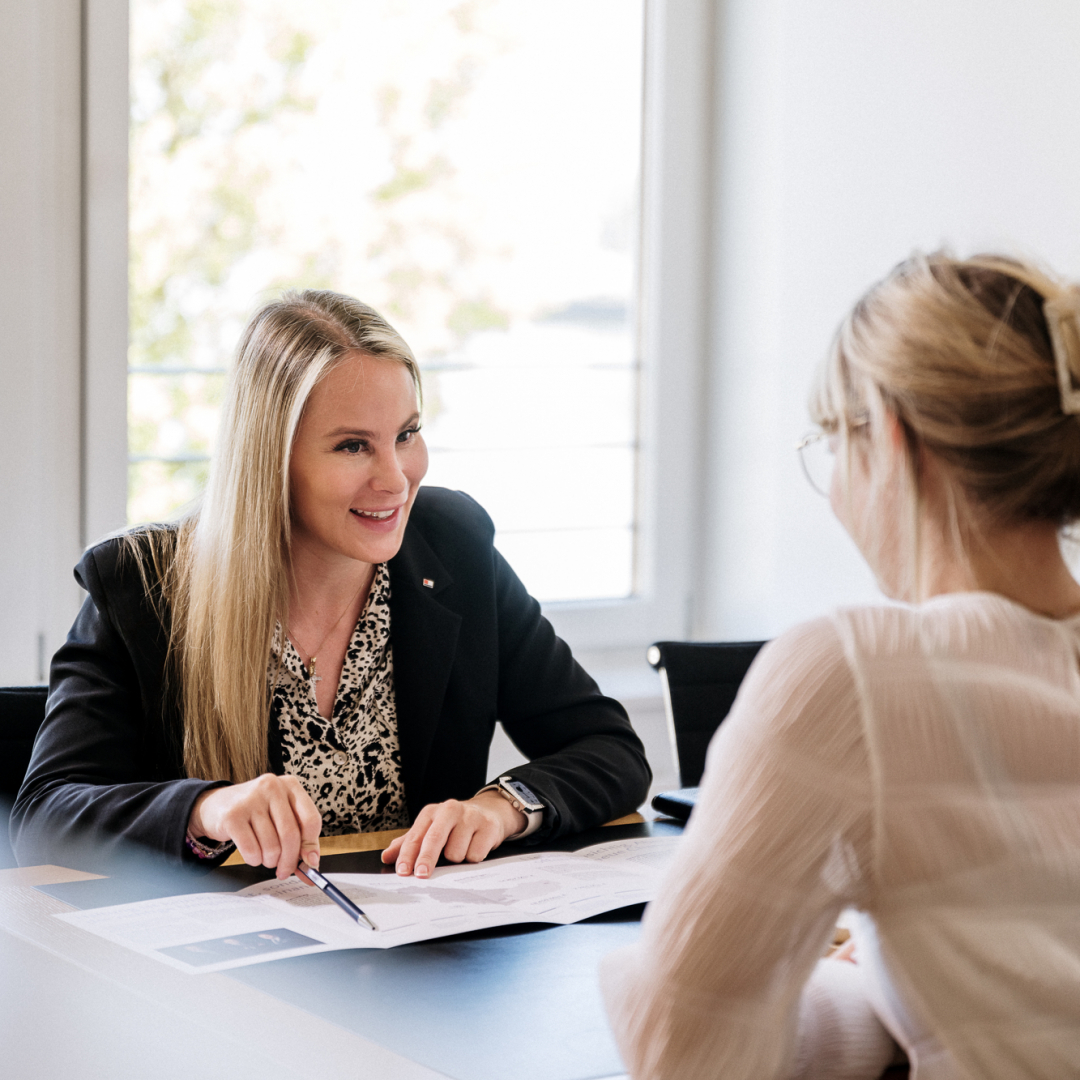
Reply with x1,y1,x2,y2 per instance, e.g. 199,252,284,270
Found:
11,488,650,868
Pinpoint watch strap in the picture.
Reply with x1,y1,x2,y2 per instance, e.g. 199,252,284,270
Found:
477,776,544,840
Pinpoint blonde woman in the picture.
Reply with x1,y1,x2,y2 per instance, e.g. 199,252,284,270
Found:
13,291,650,876
602,253,1080,1078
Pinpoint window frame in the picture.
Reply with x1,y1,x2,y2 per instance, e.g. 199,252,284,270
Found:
84,0,130,544
542,0,715,654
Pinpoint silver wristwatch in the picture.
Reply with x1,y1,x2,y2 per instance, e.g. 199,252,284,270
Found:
478,775,545,840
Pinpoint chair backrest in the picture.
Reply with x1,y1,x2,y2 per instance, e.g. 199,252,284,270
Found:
0,685,48,801
647,641,767,787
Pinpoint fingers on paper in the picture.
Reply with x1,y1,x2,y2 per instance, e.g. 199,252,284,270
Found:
208,773,321,877
381,835,404,863
387,803,441,876
268,781,322,877
283,775,322,873
415,805,462,878
253,806,285,871
463,823,501,865
269,795,303,880
389,800,503,878
444,809,501,864
229,818,264,869
394,802,448,878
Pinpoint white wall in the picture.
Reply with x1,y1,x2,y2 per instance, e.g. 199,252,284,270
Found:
0,0,128,685
83,0,131,545
0,0,84,683
699,0,1080,641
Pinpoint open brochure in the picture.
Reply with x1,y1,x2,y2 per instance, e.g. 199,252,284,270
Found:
56,836,678,974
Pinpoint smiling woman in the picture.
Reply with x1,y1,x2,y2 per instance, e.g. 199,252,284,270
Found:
288,355,428,574
285,356,427,720
11,291,651,877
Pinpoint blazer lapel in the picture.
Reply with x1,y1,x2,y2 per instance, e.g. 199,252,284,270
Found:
388,527,462,816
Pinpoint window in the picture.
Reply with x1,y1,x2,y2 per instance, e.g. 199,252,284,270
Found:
129,0,644,602
81,0,713,660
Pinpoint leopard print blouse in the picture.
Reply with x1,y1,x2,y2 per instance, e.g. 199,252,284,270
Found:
268,563,409,835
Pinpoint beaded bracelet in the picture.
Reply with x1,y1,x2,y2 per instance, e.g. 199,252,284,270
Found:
184,829,235,860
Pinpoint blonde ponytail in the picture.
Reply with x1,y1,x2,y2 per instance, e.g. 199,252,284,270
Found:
811,251,1080,598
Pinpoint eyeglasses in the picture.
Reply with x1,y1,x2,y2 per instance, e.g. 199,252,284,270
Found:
796,429,834,497
797,418,870,497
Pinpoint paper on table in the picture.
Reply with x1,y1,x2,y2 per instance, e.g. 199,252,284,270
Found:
55,836,678,974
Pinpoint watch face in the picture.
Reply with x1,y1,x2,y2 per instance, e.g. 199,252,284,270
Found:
504,779,542,810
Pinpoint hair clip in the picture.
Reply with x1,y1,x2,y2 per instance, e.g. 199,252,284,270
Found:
1044,287,1080,415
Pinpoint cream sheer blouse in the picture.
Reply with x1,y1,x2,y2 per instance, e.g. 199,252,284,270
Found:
602,593,1080,1079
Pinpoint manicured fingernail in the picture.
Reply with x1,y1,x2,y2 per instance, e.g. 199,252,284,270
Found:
305,850,320,869
416,864,429,878
397,861,409,874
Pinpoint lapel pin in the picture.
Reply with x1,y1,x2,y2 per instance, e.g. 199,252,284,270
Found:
422,578,435,589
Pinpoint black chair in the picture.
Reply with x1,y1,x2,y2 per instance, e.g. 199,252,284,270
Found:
647,641,767,789
0,685,48,868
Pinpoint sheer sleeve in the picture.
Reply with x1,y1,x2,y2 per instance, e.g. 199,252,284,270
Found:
601,617,892,1080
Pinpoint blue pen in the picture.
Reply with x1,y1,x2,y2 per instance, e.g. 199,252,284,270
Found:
298,862,379,931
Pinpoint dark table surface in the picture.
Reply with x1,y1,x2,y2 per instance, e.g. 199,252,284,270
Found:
35,819,683,1080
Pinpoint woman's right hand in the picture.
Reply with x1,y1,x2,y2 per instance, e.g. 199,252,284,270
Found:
188,773,322,879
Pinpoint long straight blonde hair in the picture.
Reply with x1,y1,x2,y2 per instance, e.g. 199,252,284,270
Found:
129,291,421,782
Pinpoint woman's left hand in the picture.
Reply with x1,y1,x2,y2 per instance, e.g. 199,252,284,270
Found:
381,791,527,877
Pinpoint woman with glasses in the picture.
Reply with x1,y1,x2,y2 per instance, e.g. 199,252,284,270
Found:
603,252,1080,1078
12,291,650,876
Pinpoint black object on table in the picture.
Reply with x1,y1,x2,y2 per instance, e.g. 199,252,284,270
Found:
650,787,698,822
